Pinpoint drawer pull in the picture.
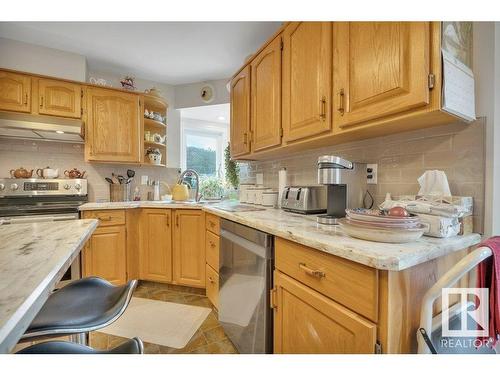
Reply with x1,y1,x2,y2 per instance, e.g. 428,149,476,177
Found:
209,241,216,248
299,263,325,279
208,276,215,284
99,216,113,221
209,221,215,227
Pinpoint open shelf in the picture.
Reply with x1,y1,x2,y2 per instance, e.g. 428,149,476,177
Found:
144,140,166,148
143,94,168,111
144,117,167,128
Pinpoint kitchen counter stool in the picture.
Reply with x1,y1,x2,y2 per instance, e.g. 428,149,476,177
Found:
20,277,137,345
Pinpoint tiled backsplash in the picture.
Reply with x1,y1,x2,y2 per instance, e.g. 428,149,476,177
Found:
0,139,180,202
240,118,486,233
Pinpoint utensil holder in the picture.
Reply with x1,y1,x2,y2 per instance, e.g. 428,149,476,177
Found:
110,184,131,202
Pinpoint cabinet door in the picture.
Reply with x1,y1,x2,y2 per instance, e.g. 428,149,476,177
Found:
38,78,82,118
82,225,127,285
173,209,205,288
250,35,282,152
282,22,332,143
273,271,376,354
86,87,141,163
230,65,251,157
0,71,31,113
333,22,430,128
140,209,172,283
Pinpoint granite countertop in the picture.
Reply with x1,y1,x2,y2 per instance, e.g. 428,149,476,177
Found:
0,219,98,353
79,201,482,272
78,201,216,210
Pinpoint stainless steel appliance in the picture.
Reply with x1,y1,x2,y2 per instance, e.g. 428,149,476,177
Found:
219,219,274,353
317,155,367,225
280,185,326,214
0,178,88,286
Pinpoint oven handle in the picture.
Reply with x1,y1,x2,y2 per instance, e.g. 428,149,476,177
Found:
1,214,79,225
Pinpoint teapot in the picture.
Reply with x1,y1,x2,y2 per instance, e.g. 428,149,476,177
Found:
64,168,86,179
36,166,59,179
171,182,190,201
10,167,34,179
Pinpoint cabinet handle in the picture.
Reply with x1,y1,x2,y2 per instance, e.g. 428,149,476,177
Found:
166,215,170,227
208,276,215,284
319,96,326,120
40,96,44,108
24,93,28,105
299,263,326,279
99,216,112,221
209,241,216,248
337,89,345,115
176,215,180,227
243,132,248,145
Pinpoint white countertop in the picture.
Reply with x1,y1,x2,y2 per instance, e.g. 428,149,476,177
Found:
79,201,481,272
0,219,98,353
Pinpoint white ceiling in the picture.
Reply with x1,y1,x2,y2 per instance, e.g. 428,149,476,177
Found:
0,22,282,85
181,103,230,124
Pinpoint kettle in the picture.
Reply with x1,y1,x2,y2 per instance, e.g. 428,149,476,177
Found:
172,182,190,201
37,166,59,179
10,167,34,179
64,168,86,179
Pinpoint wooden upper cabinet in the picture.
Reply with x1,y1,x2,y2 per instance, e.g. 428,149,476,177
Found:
282,22,332,143
140,209,173,283
273,271,376,354
86,87,141,163
37,78,82,118
230,65,251,157
82,225,127,285
173,209,205,288
250,35,282,152
0,71,31,113
333,22,431,129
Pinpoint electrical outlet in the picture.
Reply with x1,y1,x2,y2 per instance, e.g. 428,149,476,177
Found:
367,164,378,184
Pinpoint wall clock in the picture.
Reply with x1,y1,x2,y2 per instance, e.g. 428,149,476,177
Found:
200,84,215,103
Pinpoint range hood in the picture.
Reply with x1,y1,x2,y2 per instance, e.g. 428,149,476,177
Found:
0,112,84,143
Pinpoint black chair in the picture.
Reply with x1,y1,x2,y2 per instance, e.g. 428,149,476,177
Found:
17,337,143,354
21,277,137,344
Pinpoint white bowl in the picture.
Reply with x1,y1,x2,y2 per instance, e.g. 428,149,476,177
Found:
339,218,426,243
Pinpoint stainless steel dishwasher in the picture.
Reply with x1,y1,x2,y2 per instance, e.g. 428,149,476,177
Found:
218,219,274,354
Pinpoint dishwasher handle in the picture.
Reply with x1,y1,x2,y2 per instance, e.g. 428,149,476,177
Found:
220,228,273,259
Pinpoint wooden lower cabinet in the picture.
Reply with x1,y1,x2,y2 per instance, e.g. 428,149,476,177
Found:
82,225,127,285
273,270,377,354
173,209,206,288
139,209,172,283
205,264,219,309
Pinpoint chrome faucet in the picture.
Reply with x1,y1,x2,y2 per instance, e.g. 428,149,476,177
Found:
178,169,202,202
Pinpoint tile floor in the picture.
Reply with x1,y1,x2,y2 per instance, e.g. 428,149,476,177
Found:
89,281,238,354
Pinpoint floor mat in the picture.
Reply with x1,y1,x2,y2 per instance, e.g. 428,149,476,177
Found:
99,297,211,349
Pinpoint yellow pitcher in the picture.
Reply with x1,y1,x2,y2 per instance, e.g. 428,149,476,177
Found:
171,182,190,201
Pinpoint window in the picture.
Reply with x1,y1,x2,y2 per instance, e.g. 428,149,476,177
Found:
180,105,229,180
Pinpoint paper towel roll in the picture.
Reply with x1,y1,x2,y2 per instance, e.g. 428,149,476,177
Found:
278,168,287,208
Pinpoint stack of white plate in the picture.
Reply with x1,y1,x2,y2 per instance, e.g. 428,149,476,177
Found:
339,208,427,243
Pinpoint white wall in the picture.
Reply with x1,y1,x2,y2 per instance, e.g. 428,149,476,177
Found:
174,78,230,109
87,70,181,169
473,22,500,236
0,37,87,81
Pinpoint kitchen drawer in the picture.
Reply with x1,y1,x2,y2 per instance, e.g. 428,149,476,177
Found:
206,230,220,271
275,237,378,322
82,209,126,227
205,213,220,234
205,264,219,309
